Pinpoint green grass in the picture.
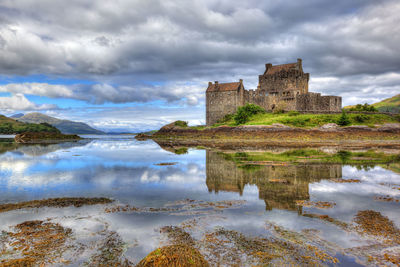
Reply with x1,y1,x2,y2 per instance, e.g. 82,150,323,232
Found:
221,149,400,166
209,112,398,128
0,115,60,134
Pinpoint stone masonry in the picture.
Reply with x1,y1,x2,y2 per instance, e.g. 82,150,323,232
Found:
206,59,342,125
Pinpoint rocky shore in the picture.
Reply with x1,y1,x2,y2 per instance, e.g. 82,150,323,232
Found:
141,122,400,149
15,132,81,143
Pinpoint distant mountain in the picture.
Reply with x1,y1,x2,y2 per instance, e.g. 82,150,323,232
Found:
10,113,25,118
373,94,400,113
15,113,105,134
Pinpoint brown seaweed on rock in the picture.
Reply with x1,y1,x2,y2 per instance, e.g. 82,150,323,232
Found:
0,197,113,213
136,245,209,267
0,220,72,266
354,210,400,244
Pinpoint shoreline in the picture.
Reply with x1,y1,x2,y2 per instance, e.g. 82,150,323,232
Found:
142,123,400,149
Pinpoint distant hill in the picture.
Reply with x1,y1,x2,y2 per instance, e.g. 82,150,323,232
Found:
15,113,105,134
10,113,25,118
344,94,400,113
373,94,400,113
0,115,59,134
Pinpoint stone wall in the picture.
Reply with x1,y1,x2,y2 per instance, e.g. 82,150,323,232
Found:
206,90,239,125
296,93,341,112
259,71,309,97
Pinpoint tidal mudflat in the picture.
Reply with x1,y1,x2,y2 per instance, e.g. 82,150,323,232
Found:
0,136,400,266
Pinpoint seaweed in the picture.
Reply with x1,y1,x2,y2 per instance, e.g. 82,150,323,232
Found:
0,197,113,213
136,245,209,267
296,200,336,209
0,220,72,266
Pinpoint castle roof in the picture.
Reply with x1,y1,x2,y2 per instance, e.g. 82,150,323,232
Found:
206,82,242,92
265,62,297,75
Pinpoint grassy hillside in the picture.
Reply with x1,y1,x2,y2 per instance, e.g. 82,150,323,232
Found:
16,113,105,134
211,112,399,128
373,94,400,113
0,115,60,134
345,94,400,113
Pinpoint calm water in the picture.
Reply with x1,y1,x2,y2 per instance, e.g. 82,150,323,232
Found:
0,136,399,266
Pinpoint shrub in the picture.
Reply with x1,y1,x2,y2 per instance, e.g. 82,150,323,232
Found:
174,147,188,155
354,114,368,123
336,150,351,162
217,113,234,123
337,110,351,126
174,120,188,127
348,103,377,112
287,111,300,116
234,104,265,125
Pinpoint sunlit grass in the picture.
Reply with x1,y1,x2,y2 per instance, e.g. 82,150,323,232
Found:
209,112,398,128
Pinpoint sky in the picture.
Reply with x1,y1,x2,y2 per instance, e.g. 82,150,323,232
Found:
0,0,399,132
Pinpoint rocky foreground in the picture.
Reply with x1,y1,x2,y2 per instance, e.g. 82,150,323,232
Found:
15,132,81,143
140,122,400,149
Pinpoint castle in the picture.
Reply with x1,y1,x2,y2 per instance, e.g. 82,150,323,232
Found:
206,59,342,125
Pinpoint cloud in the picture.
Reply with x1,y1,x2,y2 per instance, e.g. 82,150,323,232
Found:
0,0,398,80
0,93,57,111
0,0,398,128
0,82,205,106
0,83,73,98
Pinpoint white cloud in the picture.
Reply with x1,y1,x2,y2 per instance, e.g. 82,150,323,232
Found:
0,93,57,111
0,83,73,98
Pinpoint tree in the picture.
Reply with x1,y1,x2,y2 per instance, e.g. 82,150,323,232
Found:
234,103,265,125
337,110,351,126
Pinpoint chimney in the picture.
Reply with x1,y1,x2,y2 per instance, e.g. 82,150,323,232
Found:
208,82,212,87
297,58,302,65
297,58,303,72
265,63,272,71
239,79,243,84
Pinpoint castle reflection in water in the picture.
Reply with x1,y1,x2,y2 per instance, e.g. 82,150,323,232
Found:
206,150,342,211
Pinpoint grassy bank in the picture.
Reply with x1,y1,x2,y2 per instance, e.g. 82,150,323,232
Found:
220,149,400,166
211,112,399,128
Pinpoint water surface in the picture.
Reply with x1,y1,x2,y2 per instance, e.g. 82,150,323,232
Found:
0,136,399,266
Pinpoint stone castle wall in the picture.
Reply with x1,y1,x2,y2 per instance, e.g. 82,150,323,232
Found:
206,59,342,125
206,90,240,125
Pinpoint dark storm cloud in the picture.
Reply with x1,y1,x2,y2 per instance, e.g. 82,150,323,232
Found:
0,0,399,106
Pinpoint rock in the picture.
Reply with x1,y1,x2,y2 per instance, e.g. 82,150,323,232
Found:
378,123,400,133
15,132,81,143
271,123,291,128
135,133,152,140
319,123,339,131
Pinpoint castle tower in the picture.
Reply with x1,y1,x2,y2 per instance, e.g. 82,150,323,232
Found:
206,80,244,125
258,58,309,97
